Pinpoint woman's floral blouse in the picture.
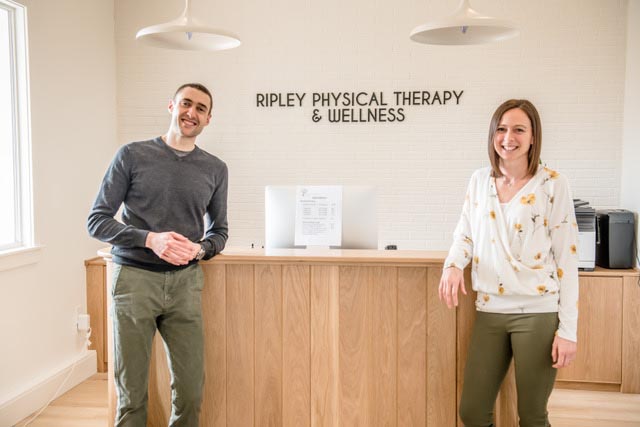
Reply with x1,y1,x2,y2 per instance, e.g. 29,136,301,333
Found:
444,166,579,342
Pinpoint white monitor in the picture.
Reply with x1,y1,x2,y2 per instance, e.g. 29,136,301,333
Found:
265,185,378,249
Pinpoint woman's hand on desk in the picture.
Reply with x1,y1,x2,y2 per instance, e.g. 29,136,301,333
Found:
439,267,467,309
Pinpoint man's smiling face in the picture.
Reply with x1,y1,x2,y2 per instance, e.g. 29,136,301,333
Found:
168,86,212,138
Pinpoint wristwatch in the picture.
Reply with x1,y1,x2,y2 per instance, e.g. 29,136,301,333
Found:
194,244,206,261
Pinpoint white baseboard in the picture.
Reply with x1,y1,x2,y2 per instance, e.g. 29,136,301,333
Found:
0,350,97,427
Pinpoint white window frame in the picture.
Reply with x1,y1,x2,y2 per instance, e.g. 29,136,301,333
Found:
0,0,38,271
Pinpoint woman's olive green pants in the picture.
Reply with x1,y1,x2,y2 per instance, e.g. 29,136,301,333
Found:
459,311,559,427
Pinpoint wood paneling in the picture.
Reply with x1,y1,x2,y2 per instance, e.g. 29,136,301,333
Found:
554,381,620,392
371,267,398,427
283,265,311,426
96,249,640,427
201,264,227,426
339,266,370,426
338,266,398,426
557,276,623,384
85,259,106,373
101,251,638,426
426,267,456,426
310,266,340,427
255,264,283,427
397,267,427,427
226,264,255,426
622,275,640,393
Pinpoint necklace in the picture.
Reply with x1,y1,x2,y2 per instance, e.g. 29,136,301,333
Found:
501,174,527,187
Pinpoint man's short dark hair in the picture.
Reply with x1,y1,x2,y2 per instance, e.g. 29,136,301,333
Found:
174,83,213,113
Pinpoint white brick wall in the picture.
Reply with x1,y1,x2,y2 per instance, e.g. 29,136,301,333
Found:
114,0,628,250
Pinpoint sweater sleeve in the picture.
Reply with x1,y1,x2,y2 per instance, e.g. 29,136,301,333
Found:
548,174,579,342
201,162,229,259
86,146,149,248
444,175,474,270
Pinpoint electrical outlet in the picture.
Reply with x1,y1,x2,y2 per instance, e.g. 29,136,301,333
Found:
75,305,90,332
74,305,82,332
77,313,91,332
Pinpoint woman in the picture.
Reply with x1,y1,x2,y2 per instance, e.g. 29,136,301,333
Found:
439,99,578,427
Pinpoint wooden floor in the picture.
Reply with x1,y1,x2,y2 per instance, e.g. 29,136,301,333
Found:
15,374,108,427
15,374,640,426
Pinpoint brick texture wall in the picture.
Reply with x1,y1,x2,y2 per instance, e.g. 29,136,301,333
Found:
114,0,628,250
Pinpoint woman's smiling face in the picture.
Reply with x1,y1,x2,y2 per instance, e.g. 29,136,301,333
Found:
492,107,534,165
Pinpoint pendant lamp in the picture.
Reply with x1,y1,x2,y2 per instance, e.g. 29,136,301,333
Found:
410,0,518,45
136,0,240,51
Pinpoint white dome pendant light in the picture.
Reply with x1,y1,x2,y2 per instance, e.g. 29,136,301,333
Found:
136,0,241,51
410,0,518,45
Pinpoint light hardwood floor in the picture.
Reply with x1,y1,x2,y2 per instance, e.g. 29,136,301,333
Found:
15,374,108,427
15,374,640,426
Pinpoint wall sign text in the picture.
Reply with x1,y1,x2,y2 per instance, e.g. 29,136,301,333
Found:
256,90,464,123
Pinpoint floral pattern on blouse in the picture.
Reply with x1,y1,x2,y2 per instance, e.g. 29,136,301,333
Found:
444,166,579,342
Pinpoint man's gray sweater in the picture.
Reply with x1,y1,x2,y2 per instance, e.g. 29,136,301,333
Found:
87,137,228,271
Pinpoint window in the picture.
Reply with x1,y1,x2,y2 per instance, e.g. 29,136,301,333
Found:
0,0,32,254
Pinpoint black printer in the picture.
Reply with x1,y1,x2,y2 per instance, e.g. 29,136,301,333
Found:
595,209,635,269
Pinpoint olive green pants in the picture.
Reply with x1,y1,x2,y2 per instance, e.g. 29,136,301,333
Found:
459,311,559,427
111,263,204,427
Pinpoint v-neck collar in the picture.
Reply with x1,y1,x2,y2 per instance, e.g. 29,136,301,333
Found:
488,166,543,266
491,171,536,206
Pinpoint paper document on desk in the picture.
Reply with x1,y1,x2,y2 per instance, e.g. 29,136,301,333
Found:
294,186,342,247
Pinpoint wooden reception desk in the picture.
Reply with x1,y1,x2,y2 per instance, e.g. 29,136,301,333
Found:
100,248,518,426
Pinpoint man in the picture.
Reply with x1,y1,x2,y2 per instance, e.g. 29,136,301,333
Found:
87,83,228,426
